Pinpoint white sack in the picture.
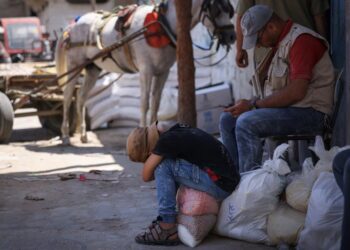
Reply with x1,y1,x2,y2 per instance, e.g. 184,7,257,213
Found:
267,203,305,246
286,158,317,213
176,186,219,216
177,214,217,248
90,107,140,130
297,172,343,250
308,135,348,174
108,119,139,128
215,144,291,244
287,138,350,213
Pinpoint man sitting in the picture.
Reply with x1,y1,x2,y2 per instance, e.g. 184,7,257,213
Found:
219,5,334,172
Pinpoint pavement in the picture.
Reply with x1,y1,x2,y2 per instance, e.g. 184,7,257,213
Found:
0,111,275,250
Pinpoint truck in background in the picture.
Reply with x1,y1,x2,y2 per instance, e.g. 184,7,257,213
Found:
0,17,52,62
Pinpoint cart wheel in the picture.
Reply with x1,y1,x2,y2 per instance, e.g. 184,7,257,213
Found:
0,92,14,143
36,101,77,135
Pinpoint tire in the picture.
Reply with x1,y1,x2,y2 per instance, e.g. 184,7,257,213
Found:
0,92,14,143
36,101,77,136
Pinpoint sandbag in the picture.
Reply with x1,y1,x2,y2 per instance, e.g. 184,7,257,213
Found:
215,144,291,244
177,214,217,247
267,203,305,246
176,186,219,216
297,172,343,250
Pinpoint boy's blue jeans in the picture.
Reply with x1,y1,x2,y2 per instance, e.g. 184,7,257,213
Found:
154,158,230,223
333,149,350,250
219,107,326,173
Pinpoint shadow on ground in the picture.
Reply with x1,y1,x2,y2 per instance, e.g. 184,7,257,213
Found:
1,124,275,250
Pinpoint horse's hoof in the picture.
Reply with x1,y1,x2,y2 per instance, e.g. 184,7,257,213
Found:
61,137,71,146
81,135,88,143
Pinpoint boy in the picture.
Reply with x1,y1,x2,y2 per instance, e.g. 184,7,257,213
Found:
127,122,240,246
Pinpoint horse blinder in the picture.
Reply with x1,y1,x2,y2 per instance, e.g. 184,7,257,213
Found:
209,0,235,46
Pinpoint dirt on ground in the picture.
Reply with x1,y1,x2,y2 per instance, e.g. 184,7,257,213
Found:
0,112,274,250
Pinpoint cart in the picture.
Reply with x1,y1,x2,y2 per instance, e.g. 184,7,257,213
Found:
0,62,76,143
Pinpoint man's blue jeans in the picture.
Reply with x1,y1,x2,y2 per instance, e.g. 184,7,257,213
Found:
219,107,326,173
333,149,350,250
154,158,230,223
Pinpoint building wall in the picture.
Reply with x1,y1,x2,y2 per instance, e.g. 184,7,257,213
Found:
0,0,136,36
0,0,27,17
36,0,135,36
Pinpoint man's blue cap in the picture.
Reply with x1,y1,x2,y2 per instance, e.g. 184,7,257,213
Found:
241,5,273,49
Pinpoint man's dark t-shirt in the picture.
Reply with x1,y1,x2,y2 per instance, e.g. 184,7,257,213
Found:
152,124,240,193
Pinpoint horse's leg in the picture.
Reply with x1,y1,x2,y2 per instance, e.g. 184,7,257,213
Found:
61,68,81,145
150,70,170,124
139,71,153,126
77,64,101,143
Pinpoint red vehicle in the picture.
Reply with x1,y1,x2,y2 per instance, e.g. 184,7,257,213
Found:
0,17,44,62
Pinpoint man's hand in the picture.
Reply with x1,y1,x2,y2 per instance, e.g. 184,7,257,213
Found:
235,14,249,68
236,49,248,67
224,99,252,117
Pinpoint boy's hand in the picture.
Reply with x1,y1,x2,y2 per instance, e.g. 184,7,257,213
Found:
142,154,163,182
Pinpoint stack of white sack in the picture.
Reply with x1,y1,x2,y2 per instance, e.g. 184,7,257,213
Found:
86,73,178,129
268,138,350,248
214,143,291,244
176,186,219,247
285,136,349,213
191,23,227,88
297,172,343,250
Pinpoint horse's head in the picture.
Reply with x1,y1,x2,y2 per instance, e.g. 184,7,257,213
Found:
200,0,236,49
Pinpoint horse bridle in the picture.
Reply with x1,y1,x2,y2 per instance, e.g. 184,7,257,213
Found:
200,0,234,41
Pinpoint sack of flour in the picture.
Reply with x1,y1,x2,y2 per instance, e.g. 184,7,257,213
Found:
286,158,317,212
176,186,219,216
297,172,343,250
215,144,291,244
267,203,305,246
308,136,341,174
177,214,217,247
286,137,349,213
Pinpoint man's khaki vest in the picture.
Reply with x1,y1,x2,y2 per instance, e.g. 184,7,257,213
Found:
252,23,334,115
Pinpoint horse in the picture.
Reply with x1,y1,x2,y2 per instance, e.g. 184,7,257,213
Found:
55,0,235,145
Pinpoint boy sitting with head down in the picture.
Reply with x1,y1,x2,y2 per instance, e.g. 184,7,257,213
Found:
127,122,240,246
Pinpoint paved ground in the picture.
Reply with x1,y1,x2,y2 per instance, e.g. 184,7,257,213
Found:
0,111,275,250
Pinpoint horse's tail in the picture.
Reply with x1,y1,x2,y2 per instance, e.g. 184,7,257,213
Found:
55,32,68,88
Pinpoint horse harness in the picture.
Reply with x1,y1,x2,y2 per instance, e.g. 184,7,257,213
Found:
97,5,139,73
63,3,177,74
61,0,233,73
63,5,139,74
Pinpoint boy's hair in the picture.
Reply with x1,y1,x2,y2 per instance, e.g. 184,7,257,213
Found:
126,122,159,163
